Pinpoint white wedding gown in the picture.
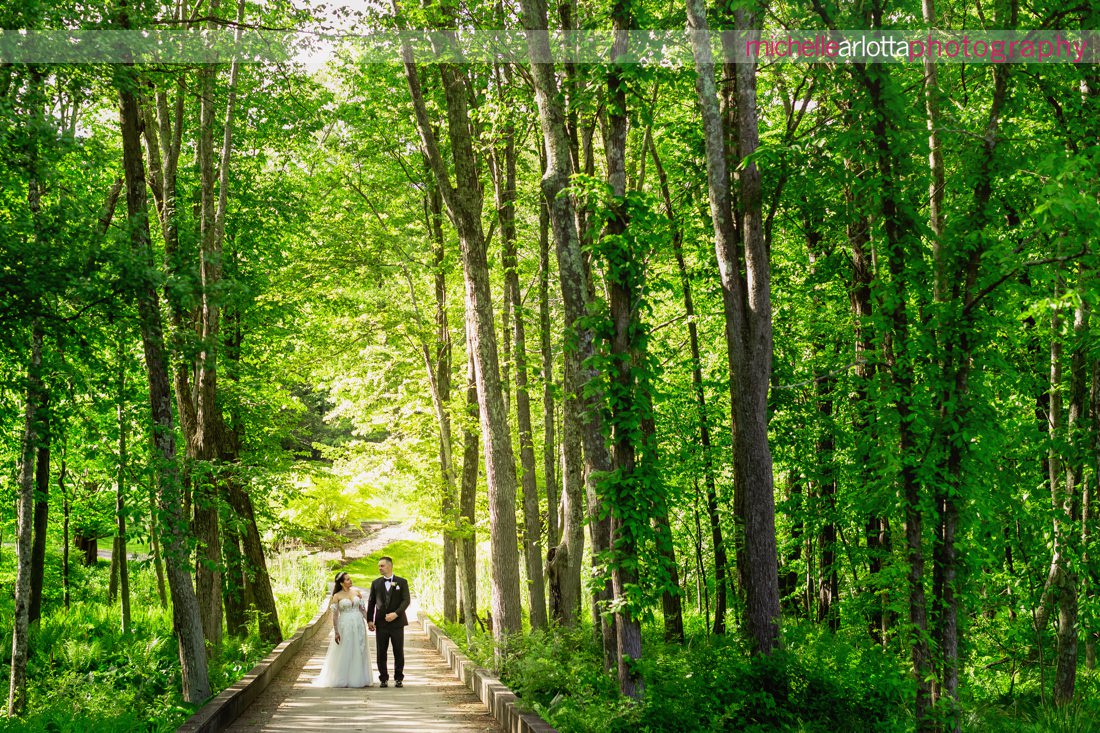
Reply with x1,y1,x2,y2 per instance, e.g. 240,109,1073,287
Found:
313,597,374,687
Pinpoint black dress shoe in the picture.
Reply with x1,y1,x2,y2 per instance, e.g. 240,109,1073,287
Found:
395,681,403,688
379,681,388,688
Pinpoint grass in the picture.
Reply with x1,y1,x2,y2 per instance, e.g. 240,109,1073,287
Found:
267,550,329,632
333,538,439,597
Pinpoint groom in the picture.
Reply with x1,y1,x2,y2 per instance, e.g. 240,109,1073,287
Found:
366,556,410,687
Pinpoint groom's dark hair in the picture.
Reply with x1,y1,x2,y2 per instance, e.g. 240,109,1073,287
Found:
380,556,393,564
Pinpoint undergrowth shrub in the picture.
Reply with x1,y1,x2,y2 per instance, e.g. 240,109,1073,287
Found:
477,621,911,733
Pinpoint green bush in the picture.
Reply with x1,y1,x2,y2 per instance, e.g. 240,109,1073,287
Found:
0,542,322,732
479,622,910,733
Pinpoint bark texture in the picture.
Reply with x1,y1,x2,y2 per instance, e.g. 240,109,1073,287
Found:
686,0,781,654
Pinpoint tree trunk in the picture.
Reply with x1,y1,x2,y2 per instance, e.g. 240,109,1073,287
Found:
29,407,49,625
810,0,934,712
687,0,781,654
921,0,948,699
495,102,548,631
1089,359,1100,670
1054,269,1088,706
458,341,480,642
804,220,839,631
641,379,685,645
109,530,120,601
140,61,198,459
220,378,248,637
149,482,167,608
191,481,222,652
425,175,459,626
518,0,613,660
653,504,685,644
24,69,49,639
846,186,889,644
603,5,643,694
222,522,248,637
866,59,935,726
117,59,211,703
780,473,803,616
193,54,226,656
116,332,132,633
650,136,729,635
223,478,282,644
192,0,247,653
8,323,43,717
60,438,70,610
402,41,523,644
219,307,246,637
539,176,558,549
549,356,586,626
692,479,711,629
929,54,1008,725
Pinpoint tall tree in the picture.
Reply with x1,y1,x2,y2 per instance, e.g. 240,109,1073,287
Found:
650,136,729,635
8,324,43,717
458,341,481,642
27,402,49,626
686,0,782,654
424,175,459,625
538,166,558,551
491,76,548,630
116,328,132,633
399,9,524,642
116,51,211,703
518,0,613,658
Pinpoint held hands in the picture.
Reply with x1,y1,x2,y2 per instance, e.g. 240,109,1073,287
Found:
334,631,341,644
368,622,376,632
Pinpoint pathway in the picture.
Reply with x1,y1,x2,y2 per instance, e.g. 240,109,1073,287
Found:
224,603,501,733
223,523,502,733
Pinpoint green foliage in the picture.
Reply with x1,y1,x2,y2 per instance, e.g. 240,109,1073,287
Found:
964,675,1100,733
0,550,193,731
573,176,679,616
1,0,1099,728
272,465,392,549
0,538,331,731
455,621,911,733
266,549,329,634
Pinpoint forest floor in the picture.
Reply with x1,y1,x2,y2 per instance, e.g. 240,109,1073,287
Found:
222,522,502,733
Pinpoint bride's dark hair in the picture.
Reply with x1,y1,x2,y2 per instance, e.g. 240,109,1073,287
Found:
331,571,349,595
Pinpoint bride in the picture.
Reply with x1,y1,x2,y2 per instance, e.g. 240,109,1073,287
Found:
313,571,374,687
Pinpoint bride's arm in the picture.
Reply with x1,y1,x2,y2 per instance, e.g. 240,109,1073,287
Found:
356,591,369,621
329,596,341,643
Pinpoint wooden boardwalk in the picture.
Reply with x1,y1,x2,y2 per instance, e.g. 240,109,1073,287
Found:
224,601,502,733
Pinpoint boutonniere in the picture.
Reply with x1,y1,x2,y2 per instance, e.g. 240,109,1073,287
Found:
393,585,400,590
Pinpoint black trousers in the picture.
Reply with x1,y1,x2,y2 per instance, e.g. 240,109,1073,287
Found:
375,625,405,681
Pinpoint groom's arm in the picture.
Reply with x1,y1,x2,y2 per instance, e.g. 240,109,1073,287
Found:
366,580,377,620
396,577,411,615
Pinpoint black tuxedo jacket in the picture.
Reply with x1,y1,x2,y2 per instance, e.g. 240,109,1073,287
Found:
367,575,410,628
